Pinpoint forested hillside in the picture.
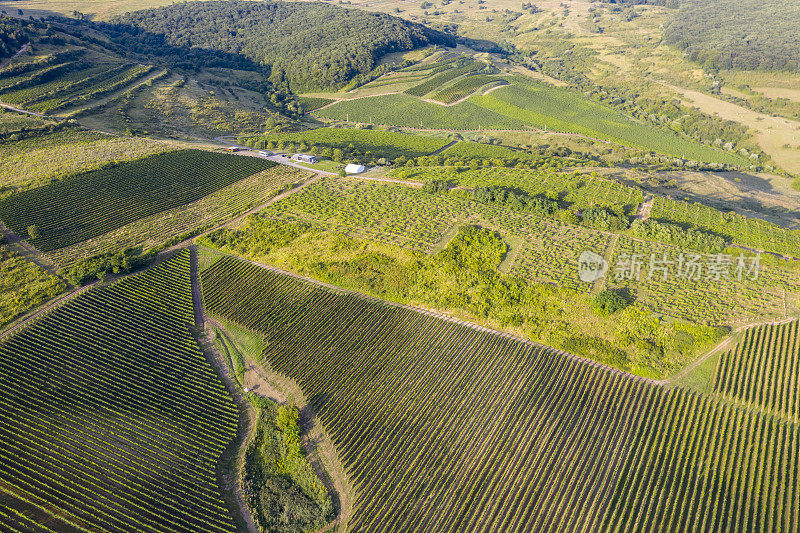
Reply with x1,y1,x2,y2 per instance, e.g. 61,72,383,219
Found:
0,17,28,60
665,0,800,71
112,0,455,91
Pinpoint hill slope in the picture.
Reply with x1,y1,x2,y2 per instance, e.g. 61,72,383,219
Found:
113,0,455,91
665,0,800,71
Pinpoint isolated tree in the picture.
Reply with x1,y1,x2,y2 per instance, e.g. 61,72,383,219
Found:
27,224,40,240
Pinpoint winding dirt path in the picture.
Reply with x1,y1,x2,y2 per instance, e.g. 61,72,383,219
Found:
196,259,354,533
661,315,799,386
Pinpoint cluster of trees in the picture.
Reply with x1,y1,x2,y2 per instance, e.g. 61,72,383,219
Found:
111,0,455,92
0,16,28,60
665,0,800,72
472,185,560,216
243,396,333,533
434,225,507,273
249,136,591,171
464,185,632,232
630,219,728,253
422,179,451,194
580,207,630,232
57,248,153,286
590,289,631,317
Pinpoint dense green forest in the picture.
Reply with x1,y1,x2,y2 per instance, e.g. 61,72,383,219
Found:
665,0,800,71
111,0,454,91
0,17,29,60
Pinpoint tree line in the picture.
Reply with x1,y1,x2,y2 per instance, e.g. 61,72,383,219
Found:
110,0,455,92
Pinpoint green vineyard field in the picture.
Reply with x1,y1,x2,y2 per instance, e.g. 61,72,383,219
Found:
404,60,490,97
651,196,800,258
314,93,528,130
431,74,507,104
0,251,239,532
714,319,800,420
47,165,306,267
201,256,800,532
0,149,276,252
243,126,451,159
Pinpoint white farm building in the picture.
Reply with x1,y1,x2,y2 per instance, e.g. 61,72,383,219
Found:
345,163,366,174
291,153,317,163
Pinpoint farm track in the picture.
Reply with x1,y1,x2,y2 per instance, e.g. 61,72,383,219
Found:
0,222,60,277
189,247,258,533
213,136,338,176
199,285,353,532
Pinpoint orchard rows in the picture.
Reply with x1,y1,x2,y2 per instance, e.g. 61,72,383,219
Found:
0,251,239,532
201,256,800,532
651,197,800,258
0,149,276,253
714,319,800,421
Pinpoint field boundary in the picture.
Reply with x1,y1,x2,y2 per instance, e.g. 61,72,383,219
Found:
662,314,800,386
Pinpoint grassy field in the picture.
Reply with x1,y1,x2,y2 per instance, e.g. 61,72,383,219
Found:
0,128,171,199
0,250,239,532
201,256,800,532
0,149,276,253
0,245,65,329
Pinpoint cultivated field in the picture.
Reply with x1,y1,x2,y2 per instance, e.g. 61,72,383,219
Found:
0,149,276,252
201,256,800,533
313,74,745,166
0,251,239,532
255,175,800,325
714,319,800,420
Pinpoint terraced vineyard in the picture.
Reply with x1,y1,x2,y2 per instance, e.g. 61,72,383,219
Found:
0,149,277,253
314,93,527,130
431,74,507,104
651,196,800,258
714,319,800,420
0,50,156,116
201,256,800,533
315,77,745,165
0,251,239,532
404,59,491,97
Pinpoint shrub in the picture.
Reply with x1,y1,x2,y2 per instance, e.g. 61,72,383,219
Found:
590,289,629,316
